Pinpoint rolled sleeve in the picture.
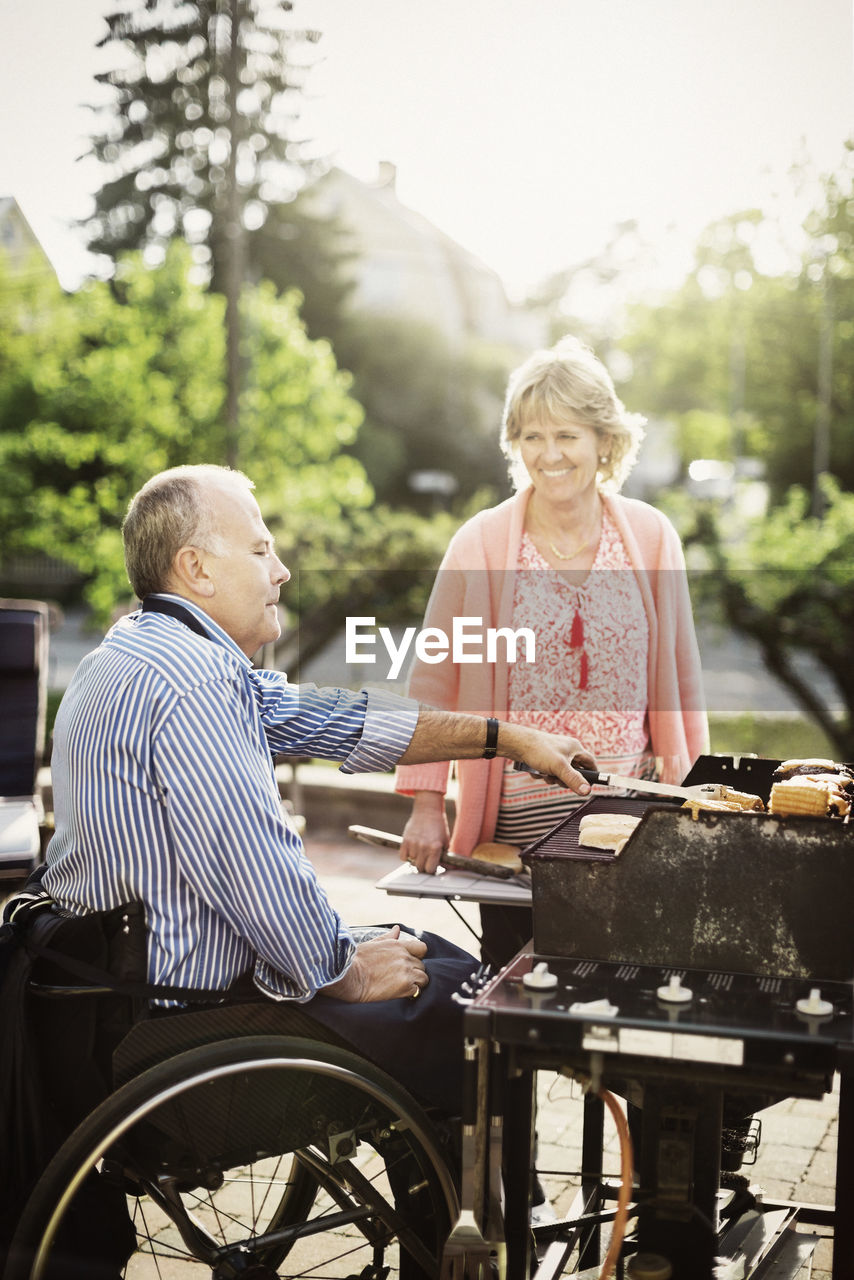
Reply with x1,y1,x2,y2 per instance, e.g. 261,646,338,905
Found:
338,690,420,774
254,930,356,1002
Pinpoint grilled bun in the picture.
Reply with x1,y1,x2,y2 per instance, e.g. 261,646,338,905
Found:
770,757,853,818
470,842,524,872
579,813,640,854
773,758,853,782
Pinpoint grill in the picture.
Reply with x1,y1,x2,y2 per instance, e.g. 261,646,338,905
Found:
522,754,854,981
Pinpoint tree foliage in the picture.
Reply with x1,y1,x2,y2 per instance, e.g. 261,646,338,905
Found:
624,151,854,501
688,478,854,757
271,500,482,676
612,151,854,752
84,0,353,332
331,313,512,511
0,243,367,619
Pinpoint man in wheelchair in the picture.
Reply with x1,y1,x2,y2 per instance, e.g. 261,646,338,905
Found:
2,464,594,1279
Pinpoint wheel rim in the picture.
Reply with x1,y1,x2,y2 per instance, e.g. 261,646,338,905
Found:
11,1040,457,1280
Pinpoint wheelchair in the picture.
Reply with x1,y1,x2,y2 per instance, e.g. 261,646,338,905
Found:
3,904,461,1280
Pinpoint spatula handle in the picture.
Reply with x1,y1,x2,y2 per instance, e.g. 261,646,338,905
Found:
513,761,604,785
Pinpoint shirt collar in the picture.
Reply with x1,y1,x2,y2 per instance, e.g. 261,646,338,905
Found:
141,593,253,669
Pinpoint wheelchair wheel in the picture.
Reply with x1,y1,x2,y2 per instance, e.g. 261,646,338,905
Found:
8,1035,459,1279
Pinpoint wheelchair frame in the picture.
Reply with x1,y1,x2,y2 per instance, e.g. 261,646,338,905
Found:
4,903,462,1280
8,1028,460,1280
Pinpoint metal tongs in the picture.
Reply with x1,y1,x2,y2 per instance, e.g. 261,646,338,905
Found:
514,762,726,803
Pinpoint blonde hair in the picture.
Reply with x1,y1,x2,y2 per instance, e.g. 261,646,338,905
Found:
123,464,254,599
500,335,646,492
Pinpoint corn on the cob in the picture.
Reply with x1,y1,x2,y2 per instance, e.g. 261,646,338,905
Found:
719,787,765,811
681,796,743,818
769,780,832,817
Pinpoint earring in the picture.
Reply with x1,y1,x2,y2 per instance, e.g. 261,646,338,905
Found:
599,456,608,464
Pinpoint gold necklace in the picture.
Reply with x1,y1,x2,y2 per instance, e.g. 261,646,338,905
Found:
530,499,600,562
548,535,590,561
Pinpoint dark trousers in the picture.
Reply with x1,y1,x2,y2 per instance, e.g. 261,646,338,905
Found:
479,902,534,969
307,925,477,1115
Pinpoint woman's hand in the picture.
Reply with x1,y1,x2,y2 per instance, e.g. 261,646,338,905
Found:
400,792,449,875
322,926,429,1002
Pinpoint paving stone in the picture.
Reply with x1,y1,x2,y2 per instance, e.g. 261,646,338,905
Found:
756,1111,834,1149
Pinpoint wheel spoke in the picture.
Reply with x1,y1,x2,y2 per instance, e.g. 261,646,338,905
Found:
9,1037,456,1280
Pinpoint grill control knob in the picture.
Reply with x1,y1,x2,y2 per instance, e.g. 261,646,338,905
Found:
656,974,692,1003
796,987,833,1018
523,961,558,991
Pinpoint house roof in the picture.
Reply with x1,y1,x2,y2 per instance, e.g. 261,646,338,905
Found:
308,165,541,348
0,196,57,281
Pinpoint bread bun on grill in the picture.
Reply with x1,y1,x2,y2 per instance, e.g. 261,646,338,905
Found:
579,813,640,855
774,757,841,778
470,842,524,871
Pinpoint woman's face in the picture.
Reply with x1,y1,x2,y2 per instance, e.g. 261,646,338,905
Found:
517,417,602,501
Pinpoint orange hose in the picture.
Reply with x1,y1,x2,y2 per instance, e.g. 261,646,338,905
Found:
597,1086,634,1280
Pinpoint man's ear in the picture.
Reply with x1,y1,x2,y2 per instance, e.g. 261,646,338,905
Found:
171,546,215,599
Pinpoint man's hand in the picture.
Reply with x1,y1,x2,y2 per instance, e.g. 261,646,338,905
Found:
321,926,429,1003
398,706,596,795
506,727,596,792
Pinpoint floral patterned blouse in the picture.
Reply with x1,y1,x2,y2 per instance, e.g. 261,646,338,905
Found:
495,509,654,842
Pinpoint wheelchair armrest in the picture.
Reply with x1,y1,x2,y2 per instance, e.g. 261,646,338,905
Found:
28,981,120,998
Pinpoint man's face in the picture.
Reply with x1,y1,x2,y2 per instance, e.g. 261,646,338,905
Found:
201,483,290,657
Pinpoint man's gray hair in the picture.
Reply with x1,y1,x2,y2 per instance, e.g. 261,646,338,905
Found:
123,464,254,600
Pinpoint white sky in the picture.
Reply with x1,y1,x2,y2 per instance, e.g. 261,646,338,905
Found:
1,0,852,298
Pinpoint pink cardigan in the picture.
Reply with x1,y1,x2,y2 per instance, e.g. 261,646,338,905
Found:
395,487,709,855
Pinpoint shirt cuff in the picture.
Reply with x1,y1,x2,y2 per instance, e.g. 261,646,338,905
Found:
253,933,357,1003
338,690,420,774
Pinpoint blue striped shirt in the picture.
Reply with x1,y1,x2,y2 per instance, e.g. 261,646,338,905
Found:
42,595,419,1002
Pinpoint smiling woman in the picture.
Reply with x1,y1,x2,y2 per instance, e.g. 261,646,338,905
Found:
395,334,708,967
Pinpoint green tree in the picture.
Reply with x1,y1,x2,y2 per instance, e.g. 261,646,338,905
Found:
690,478,854,758
622,211,774,479
84,0,353,470
85,2,354,361
0,244,367,619
272,502,473,676
623,160,854,502
332,313,512,511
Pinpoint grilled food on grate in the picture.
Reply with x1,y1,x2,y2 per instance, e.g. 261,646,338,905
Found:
769,757,853,818
773,757,853,781
681,785,765,818
578,812,641,854
770,777,851,818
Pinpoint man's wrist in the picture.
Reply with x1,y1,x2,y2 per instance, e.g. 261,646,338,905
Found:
482,716,499,758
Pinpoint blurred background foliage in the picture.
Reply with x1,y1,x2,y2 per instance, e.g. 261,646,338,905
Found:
1,0,853,756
